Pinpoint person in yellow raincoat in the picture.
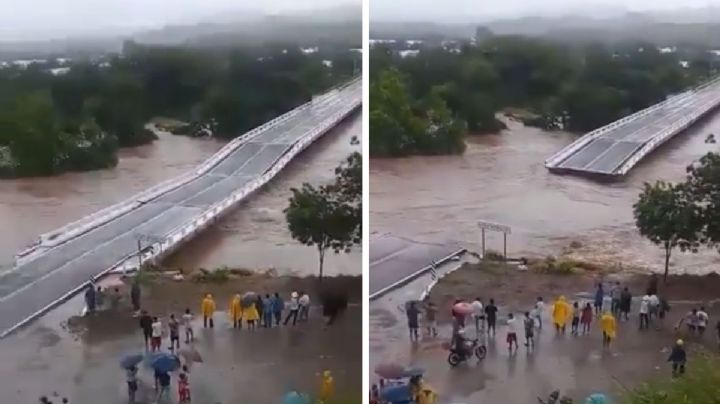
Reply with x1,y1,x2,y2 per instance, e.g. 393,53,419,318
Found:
243,301,259,330
229,294,242,329
600,311,617,348
410,376,437,404
201,294,216,328
319,370,334,403
552,296,571,334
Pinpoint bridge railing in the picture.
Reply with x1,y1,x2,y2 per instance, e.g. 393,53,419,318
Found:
110,84,361,274
544,75,720,169
616,81,720,175
18,78,359,265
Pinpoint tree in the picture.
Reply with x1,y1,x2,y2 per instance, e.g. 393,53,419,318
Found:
284,184,356,280
633,181,701,281
684,152,720,250
284,152,362,280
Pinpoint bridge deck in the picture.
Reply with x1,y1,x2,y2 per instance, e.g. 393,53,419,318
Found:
0,82,360,336
551,79,720,175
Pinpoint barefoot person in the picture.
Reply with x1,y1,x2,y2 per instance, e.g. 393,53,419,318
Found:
506,313,519,354
523,311,535,349
668,339,687,377
406,302,420,342
580,303,593,335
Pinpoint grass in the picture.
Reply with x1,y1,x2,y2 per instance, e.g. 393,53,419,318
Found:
622,353,720,404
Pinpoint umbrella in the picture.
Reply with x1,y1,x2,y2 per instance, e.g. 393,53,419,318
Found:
381,385,412,403
374,363,406,379
282,392,311,404
241,292,258,306
179,347,203,363
453,302,473,316
145,352,181,373
585,393,610,404
119,353,144,370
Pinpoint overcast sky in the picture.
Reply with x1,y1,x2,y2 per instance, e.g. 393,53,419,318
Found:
0,0,358,42
371,0,720,22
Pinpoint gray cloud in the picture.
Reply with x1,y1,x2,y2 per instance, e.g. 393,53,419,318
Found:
0,0,358,41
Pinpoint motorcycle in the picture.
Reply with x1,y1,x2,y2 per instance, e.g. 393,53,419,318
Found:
447,338,487,366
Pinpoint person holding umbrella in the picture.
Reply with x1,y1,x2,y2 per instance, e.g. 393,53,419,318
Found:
201,294,216,328
120,353,143,403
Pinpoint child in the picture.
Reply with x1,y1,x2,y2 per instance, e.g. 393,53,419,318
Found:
506,313,519,353
126,365,138,404
523,311,535,349
178,372,191,403
581,303,593,335
571,302,580,336
697,307,709,336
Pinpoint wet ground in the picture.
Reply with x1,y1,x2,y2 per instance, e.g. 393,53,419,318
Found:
0,288,361,403
370,258,720,403
370,114,720,275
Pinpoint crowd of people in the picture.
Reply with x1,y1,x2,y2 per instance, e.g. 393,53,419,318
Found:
405,276,719,375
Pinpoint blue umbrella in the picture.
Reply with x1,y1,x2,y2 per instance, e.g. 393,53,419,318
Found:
585,393,611,404
145,352,181,373
381,385,412,403
282,391,310,404
120,353,143,369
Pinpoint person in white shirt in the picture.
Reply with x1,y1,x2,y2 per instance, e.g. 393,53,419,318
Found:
182,308,194,343
648,293,660,322
506,313,519,353
299,292,311,321
151,317,162,352
639,295,650,330
471,297,484,335
284,292,300,326
534,297,545,330
697,306,709,336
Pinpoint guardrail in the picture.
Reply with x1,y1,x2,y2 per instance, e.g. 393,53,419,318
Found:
110,80,362,275
544,75,720,169
18,77,360,265
615,83,720,175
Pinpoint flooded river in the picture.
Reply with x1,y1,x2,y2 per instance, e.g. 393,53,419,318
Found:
370,115,720,275
0,115,361,276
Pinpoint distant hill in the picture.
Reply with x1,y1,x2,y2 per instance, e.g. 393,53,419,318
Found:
0,4,361,60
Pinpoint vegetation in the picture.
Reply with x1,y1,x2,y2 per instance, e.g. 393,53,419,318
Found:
623,354,720,404
633,153,720,281
0,42,360,177
370,36,716,157
284,150,362,280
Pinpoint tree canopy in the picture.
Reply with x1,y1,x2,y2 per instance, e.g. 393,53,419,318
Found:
284,151,362,280
0,43,360,177
370,37,716,157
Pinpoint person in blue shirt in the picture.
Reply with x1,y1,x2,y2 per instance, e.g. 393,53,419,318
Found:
594,283,605,314
263,294,274,328
272,292,285,326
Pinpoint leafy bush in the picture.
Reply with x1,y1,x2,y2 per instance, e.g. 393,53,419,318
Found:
192,267,230,283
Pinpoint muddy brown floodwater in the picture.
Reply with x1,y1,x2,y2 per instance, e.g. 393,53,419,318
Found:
370,114,720,275
0,114,361,276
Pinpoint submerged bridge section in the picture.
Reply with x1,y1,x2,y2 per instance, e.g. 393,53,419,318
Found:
0,78,361,337
545,76,720,177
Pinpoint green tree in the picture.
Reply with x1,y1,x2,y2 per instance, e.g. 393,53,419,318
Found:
284,184,357,280
684,152,720,250
284,152,362,280
633,181,701,281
